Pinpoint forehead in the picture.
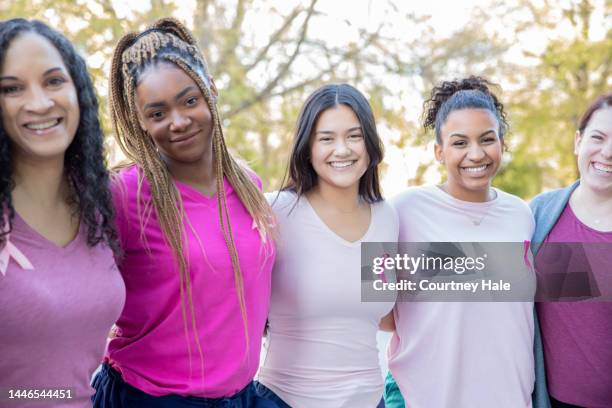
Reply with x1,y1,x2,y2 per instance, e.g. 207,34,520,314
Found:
441,108,498,134
585,107,612,132
315,104,360,130
135,62,200,100
1,32,66,76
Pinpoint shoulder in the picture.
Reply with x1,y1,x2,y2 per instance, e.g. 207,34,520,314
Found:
266,190,298,212
390,185,437,209
373,199,399,224
496,189,531,213
110,164,142,195
529,185,574,212
242,166,263,190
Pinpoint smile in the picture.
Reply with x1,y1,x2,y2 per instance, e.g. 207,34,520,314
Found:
170,131,199,144
461,164,491,173
592,162,612,174
23,118,62,131
329,160,356,169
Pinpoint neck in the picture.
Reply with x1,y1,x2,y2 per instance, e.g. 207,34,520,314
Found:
11,155,69,210
443,182,494,203
165,148,216,192
573,183,612,218
307,182,362,212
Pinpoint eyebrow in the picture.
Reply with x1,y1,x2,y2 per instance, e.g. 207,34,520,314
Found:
143,86,196,110
43,67,64,76
315,126,362,135
589,129,608,136
0,67,64,82
175,85,196,101
449,129,497,138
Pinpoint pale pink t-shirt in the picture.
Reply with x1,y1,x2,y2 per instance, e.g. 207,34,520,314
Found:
105,165,275,398
0,214,125,408
388,185,535,408
258,191,398,408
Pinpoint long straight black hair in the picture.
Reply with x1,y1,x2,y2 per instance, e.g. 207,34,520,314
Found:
283,83,384,203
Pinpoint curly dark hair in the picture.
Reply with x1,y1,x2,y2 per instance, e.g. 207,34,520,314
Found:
422,76,508,143
0,18,118,253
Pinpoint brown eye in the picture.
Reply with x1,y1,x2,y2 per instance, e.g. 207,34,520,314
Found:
0,85,20,94
47,77,67,87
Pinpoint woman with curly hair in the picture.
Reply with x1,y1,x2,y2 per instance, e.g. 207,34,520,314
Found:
0,19,125,406
384,77,536,408
91,18,276,408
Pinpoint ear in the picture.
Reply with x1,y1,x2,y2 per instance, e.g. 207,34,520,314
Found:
574,130,582,155
434,142,443,164
209,76,218,99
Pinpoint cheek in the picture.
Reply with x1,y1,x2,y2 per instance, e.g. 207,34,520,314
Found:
576,144,596,165
0,100,16,126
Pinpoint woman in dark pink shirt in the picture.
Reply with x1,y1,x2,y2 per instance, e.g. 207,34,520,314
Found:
531,93,612,408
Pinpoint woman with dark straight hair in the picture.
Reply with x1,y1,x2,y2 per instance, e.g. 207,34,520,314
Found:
0,18,125,406
256,83,398,407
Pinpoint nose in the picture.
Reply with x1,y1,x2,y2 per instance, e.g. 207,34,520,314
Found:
467,144,486,161
333,138,351,157
169,110,191,132
24,85,54,113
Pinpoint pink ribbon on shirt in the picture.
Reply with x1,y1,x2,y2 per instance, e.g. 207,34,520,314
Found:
0,216,34,276
523,240,533,272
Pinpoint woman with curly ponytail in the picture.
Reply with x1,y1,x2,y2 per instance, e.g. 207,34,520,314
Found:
91,18,277,408
0,19,125,406
384,77,539,408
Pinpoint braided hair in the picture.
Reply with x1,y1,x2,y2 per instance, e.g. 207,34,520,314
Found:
422,76,508,143
108,17,274,372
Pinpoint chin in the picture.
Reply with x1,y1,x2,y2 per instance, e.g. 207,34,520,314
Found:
583,178,612,196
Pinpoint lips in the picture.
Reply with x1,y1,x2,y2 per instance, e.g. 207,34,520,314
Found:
461,163,491,173
328,160,356,169
170,130,200,143
592,162,612,174
23,118,62,131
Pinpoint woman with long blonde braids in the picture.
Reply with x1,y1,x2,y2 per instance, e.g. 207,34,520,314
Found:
92,18,277,408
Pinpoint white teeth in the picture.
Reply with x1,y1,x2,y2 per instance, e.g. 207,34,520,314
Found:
329,161,355,168
462,165,488,173
593,163,612,173
25,119,59,130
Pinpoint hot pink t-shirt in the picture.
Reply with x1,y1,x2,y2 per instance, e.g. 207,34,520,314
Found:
0,214,125,408
105,165,274,398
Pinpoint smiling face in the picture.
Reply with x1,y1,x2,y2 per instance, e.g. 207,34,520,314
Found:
435,108,503,202
309,104,370,193
0,32,79,163
135,61,215,172
575,106,612,196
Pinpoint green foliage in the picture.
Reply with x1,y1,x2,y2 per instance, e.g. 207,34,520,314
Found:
1,0,608,198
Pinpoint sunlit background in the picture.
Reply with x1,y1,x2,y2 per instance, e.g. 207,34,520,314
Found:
2,0,610,199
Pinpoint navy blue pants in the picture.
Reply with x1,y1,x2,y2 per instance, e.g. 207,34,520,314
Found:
252,382,291,408
92,364,285,408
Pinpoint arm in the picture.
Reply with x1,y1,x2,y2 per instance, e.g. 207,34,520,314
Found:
379,310,395,332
